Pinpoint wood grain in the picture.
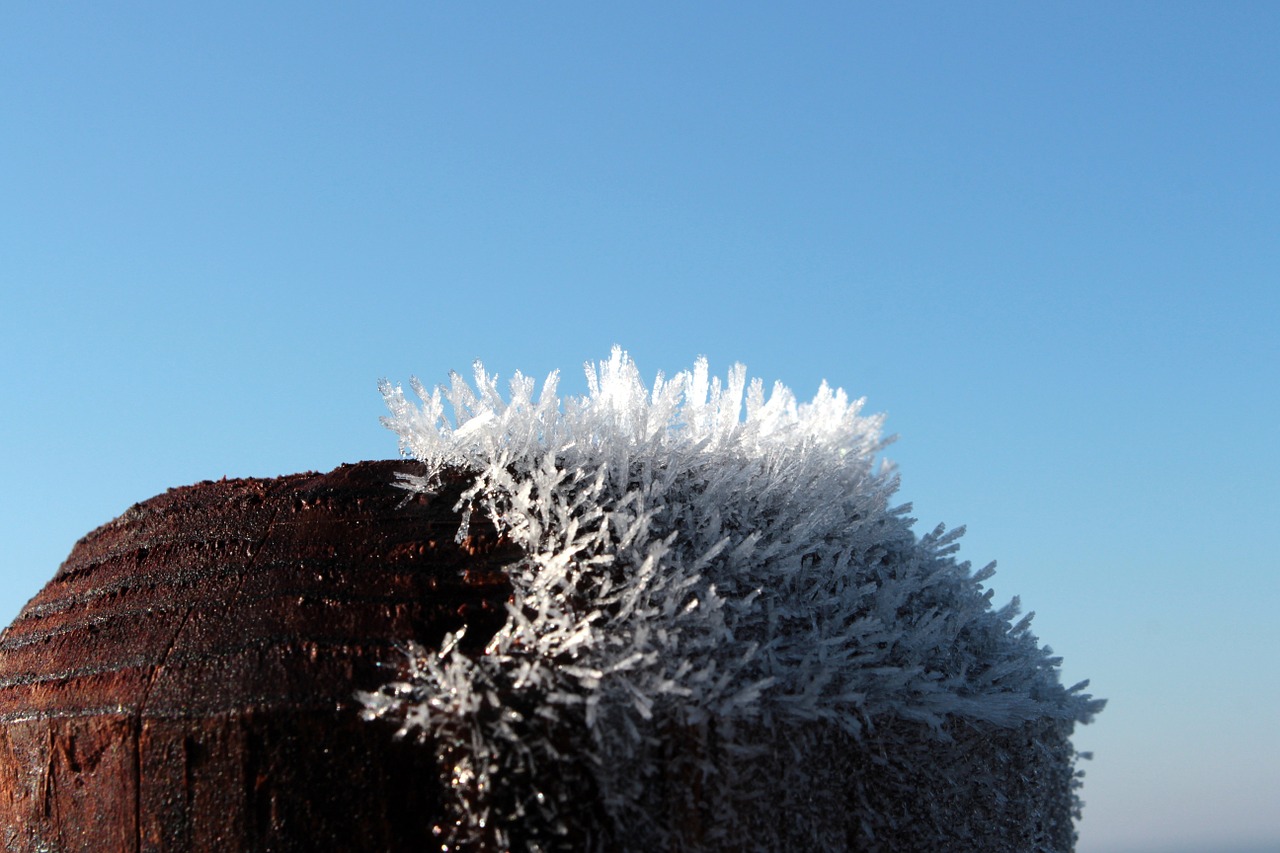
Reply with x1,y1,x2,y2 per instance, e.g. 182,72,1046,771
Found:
0,460,515,852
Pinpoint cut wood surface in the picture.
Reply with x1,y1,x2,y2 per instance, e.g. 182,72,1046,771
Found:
0,460,515,852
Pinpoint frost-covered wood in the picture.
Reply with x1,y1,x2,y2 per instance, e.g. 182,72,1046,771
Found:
365,348,1104,851
0,351,1104,851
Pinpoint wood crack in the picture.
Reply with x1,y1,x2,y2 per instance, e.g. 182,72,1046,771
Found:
132,498,285,853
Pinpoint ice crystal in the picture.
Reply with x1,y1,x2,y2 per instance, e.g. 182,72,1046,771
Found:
359,347,1103,851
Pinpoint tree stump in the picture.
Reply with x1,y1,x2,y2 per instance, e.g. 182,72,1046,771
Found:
0,461,516,852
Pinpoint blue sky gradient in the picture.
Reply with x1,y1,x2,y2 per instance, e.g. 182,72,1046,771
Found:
2,4,1277,850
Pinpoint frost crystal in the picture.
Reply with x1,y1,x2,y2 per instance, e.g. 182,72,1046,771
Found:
360,348,1103,851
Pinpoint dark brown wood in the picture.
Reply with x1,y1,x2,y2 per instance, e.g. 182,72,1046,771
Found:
0,461,516,852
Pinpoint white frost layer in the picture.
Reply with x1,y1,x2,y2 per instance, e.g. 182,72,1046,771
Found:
361,348,1102,851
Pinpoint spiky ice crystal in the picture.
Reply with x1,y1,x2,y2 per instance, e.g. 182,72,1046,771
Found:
359,347,1103,851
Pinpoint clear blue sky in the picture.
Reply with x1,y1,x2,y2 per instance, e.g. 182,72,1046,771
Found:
2,4,1277,851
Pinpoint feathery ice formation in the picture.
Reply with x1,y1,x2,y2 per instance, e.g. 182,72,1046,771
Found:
359,347,1103,852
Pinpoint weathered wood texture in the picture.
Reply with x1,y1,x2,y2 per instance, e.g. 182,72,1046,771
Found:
0,461,515,852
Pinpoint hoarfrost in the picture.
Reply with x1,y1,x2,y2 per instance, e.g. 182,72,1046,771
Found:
360,347,1103,851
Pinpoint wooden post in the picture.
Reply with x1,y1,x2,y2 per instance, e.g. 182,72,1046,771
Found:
0,460,1085,851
